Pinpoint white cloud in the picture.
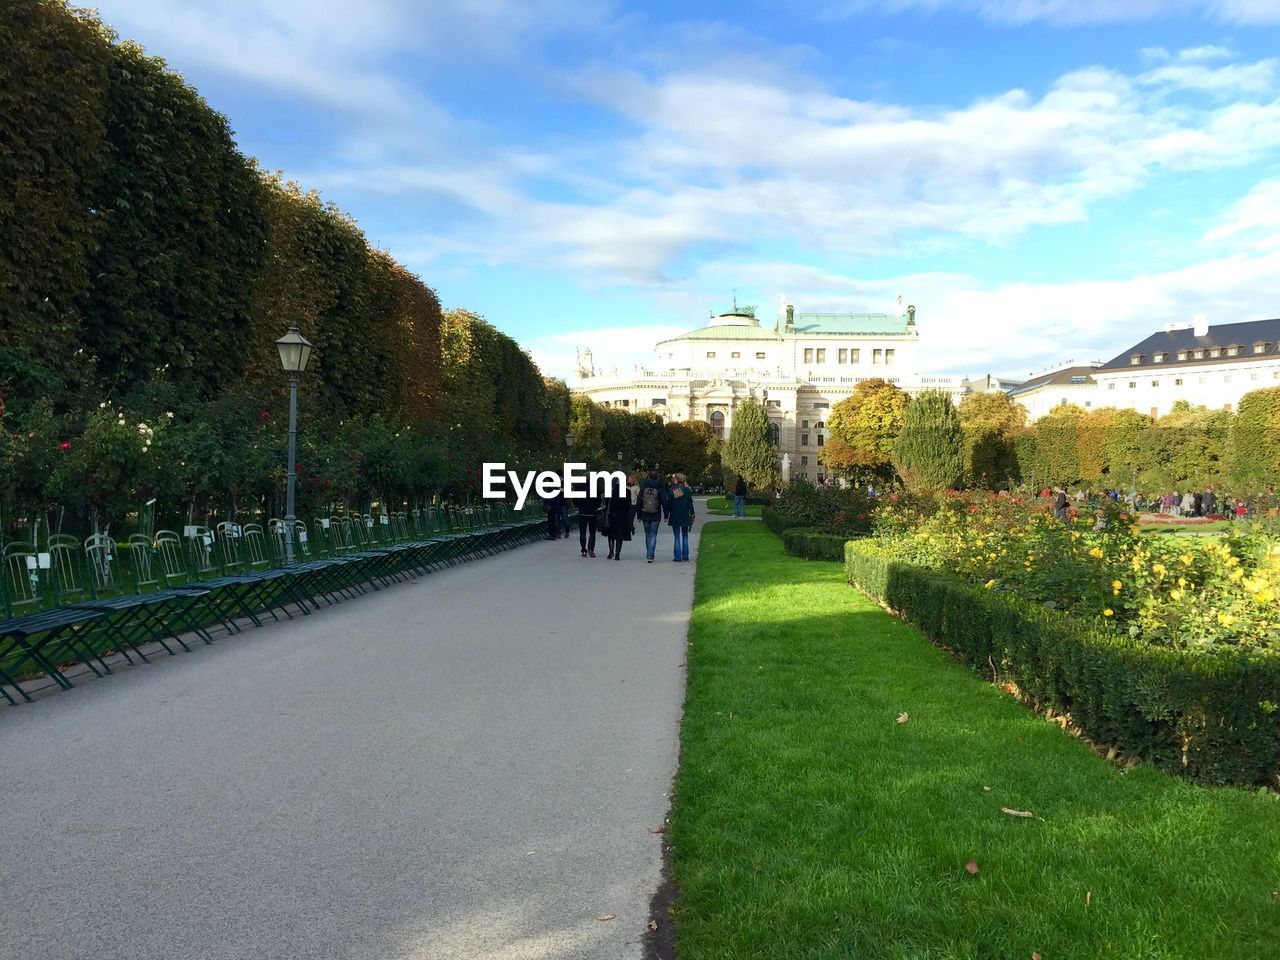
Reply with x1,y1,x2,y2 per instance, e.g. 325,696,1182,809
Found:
1204,180,1280,249
808,0,1280,24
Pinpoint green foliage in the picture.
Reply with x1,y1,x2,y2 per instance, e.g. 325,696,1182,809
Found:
892,389,964,490
1228,387,1280,492
780,526,852,561
1100,408,1152,487
722,400,779,491
958,391,1025,488
766,477,875,536
660,419,720,485
1024,404,1084,486
845,540,1280,785
821,378,907,478
0,1,111,411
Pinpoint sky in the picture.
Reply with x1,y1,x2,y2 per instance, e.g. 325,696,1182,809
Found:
90,0,1280,382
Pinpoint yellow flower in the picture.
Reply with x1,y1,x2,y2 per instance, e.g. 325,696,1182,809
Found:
1170,589,1184,600
1153,562,1167,576
1089,547,1104,559
984,579,996,589
1177,577,1186,588
1226,556,1240,567
1257,589,1276,604
1103,608,1114,617
1112,579,1123,591
1219,612,1236,627
1180,553,1194,566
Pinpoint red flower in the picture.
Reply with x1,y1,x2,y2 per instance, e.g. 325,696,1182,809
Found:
259,410,269,420
356,467,364,474
59,440,72,452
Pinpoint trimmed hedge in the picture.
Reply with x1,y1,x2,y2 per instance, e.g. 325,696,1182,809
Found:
781,526,852,562
761,506,791,535
845,540,1280,785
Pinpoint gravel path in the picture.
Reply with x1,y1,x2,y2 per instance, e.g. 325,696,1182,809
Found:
1,508,712,959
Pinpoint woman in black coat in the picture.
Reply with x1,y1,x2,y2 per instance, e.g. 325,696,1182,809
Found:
600,485,633,561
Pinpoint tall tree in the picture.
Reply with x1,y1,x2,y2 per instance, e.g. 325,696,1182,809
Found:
821,378,908,479
893,389,965,490
1227,387,1280,491
957,391,1025,488
723,400,780,491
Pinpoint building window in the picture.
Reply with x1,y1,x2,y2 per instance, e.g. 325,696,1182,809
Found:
619,399,629,407
1192,349,1204,360
769,422,779,445
1251,372,1260,380
756,352,766,359
801,420,809,429
1107,383,1116,390
767,400,781,408
1254,342,1270,354
652,398,666,406
804,348,813,363
1209,348,1220,358
706,352,716,359
1177,350,1188,361
1151,380,1159,388
873,349,883,364
850,349,861,363
815,421,825,429
816,348,826,363
838,348,848,363
1129,355,1143,365
1224,374,1233,383
1128,381,1136,389
801,456,808,466
1085,401,1092,408
1070,376,1088,384
1153,352,1164,363
802,433,810,446
731,351,740,359
1226,345,1240,357
1175,378,1183,386
709,410,725,439
885,348,895,364
813,402,830,409
817,434,824,446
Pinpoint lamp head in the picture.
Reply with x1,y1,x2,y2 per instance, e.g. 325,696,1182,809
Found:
276,324,314,373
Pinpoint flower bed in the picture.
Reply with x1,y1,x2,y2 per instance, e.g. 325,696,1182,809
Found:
845,540,1280,785
1139,513,1232,525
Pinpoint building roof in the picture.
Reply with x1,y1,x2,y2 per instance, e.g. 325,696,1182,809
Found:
664,323,783,342
1100,318,1280,370
792,312,912,336
1008,365,1098,396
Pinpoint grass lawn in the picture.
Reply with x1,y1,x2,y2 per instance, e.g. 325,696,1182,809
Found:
705,495,762,517
671,521,1280,960
1140,522,1232,535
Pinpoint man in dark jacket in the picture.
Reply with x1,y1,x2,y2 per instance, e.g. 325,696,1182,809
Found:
635,470,667,563
574,489,601,557
734,475,748,518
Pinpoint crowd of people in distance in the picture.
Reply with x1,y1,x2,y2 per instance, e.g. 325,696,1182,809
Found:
1045,484,1274,522
542,469,697,563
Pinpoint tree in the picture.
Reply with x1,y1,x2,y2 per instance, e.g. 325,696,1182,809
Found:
722,400,779,491
1030,404,1084,486
1227,386,1280,491
957,391,1025,488
893,390,965,491
1076,407,1114,485
822,378,908,479
1100,408,1152,489
660,419,718,484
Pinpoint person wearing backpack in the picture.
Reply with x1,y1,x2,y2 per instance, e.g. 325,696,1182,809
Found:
667,472,696,561
635,469,667,563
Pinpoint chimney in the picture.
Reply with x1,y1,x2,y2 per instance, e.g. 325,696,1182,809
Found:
1193,314,1209,337
785,304,794,333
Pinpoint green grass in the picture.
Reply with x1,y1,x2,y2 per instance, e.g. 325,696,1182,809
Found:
1140,521,1231,535
705,495,762,517
672,522,1280,960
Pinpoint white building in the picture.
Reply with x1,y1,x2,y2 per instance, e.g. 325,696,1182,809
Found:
573,301,965,481
1010,317,1280,420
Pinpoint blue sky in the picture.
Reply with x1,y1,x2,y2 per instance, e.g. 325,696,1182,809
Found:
92,0,1280,381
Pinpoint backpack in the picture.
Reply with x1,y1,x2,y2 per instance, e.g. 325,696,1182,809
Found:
642,485,661,514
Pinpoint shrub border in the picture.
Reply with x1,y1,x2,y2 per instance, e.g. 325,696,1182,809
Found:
780,526,852,562
844,540,1280,786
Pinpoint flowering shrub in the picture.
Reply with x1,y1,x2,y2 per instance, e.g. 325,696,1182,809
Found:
873,491,1280,652
770,478,875,537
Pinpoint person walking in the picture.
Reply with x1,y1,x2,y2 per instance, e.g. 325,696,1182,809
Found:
574,487,601,557
600,481,633,561
667,472,695,562
1053,486,1069,522
733,475,748,518
544,490,563,540
635,469,667,563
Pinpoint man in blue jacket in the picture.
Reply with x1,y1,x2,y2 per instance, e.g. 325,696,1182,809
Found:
634,469,667,563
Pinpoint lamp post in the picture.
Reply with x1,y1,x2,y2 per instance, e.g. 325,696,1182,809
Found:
617,450,623,469
275,324,315,565
565,431,575,456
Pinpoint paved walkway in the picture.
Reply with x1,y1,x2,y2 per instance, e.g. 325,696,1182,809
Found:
1,509,713,960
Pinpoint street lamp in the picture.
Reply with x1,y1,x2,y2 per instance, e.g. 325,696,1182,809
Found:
275,323,315,565
617,450,623,468
565,431,575,456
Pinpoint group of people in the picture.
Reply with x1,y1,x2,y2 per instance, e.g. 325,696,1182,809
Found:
1048,485,1261,521
543,470,697,563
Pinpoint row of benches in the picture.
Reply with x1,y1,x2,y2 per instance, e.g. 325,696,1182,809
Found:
0,502,548,705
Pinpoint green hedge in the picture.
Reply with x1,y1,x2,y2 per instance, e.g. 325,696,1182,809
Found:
845,540,1280,785
761,506,791,535
781,526,851,562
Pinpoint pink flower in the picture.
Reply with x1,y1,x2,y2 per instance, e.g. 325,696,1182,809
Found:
59,440,72,452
